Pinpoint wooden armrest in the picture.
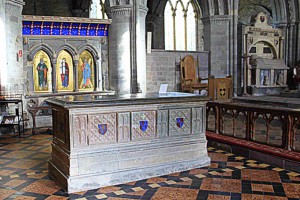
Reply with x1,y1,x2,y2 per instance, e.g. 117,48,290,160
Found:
198,77,208,82
181,79,193,84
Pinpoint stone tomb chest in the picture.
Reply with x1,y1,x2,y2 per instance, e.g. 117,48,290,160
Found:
248,57,288,95
46,92,210,193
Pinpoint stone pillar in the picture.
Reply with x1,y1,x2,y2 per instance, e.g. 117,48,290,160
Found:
107,5,132,94
52,59,57,93
106,2,148,94
1,0,24,95
74,56,79,92
136,3,148,94
95,49,102,91
202,16,231,77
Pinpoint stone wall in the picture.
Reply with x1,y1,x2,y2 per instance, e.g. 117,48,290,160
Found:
2,0,24,95
203,16,231,78
146,50,209,93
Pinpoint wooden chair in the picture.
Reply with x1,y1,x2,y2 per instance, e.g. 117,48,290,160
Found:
180,55,208,93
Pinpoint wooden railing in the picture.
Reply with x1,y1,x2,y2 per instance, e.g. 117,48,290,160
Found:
206,101,300,152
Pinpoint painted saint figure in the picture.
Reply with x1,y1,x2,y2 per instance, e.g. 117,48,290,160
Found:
82,58,91,88
37,58,48,89
60,58,69,88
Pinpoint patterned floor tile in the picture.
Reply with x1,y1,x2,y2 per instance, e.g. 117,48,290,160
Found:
225,162,242,168
0,188,17,199
241,194,288,200
13,195,37,200
0,169,16,176
188,168,208,175
0,133,299,200
22,179,61,195
241,169,281,182
97,186,122,194
207,194,231,200
282,183,300,198
151,187,198,200
200,178,241,193
4,179,27,188
146,177,167,183
2,150,34,159
251,183,274,193
45,195,68,200
6,159,43,169
208,152,228,162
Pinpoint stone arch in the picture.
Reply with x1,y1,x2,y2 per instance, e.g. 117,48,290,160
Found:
56,43,78,59
249,40,278,59
271,0,288,24
286,0,297,22
28,43,55,62
78,43,100,60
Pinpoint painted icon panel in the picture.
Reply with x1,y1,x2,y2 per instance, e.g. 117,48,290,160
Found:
78,50,94,91
56,50,74,92
33,50,51,93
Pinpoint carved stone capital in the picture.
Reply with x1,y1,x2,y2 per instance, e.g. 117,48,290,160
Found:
107,6,132,17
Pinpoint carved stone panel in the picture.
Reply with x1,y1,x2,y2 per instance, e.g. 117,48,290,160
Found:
169,108,191,136
88,113,117,145
73,115,88,148
157,110,169,138
118,112,131,142
131,111,156,141
192,107,204,135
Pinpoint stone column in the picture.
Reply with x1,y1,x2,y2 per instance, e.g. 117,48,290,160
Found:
1,0,24,95
74,55,79,92
202,16,231,77
107,5,132,94
136,3,148,94
52,59,57,93
106,2,148,94
95,49,102,91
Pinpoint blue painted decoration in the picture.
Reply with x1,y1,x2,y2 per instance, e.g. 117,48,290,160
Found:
22,20,109,37
139,120,148,132
176,118,184,128
98,124,108,135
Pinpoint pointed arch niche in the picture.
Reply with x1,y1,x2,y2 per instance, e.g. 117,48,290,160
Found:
33,50,52,93
78,50,95,91
56,50,74,92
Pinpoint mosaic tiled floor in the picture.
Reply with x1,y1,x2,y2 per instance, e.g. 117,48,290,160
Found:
0,133,300,199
